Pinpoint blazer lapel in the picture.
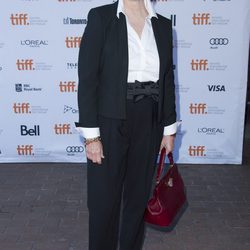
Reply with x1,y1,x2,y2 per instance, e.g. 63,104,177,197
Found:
117,12,129,85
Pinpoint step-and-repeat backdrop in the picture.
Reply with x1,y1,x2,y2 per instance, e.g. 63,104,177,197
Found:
0,0,249,164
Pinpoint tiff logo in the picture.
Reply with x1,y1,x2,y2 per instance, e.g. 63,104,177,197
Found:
188,146,206,157
192,13,211,25
59,81,77,92
189,103,207,114
65,37,81,48
13,103,31,114
191,59,209,71
16,59,35,70
54,124,72,134
17,145,34,155
10,14,29,25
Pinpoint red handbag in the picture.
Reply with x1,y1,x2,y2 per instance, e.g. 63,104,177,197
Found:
144,147,187,227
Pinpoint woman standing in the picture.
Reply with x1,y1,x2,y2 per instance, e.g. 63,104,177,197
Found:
75,0,177,249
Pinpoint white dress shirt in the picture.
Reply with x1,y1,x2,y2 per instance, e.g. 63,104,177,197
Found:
76,0,177,138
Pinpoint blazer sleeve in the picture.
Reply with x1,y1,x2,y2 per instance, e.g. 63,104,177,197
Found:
75,8,104,128
162,21,177,126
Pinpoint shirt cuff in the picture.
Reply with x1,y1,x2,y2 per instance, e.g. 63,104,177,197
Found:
163,121,181,136
75,127,100,139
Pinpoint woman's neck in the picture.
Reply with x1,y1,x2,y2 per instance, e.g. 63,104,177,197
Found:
123,0,147,17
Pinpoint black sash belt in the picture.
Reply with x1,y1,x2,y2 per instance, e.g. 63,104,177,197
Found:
126,80,160,103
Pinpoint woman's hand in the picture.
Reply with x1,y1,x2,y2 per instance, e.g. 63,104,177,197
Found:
159,134,176,154
85,140,105,164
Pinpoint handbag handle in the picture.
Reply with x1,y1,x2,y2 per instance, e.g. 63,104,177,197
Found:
155,147,174,184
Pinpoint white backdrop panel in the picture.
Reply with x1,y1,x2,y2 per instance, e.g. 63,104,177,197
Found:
0,0,249,164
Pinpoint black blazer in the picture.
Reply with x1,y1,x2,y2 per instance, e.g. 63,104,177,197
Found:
75,0,176,128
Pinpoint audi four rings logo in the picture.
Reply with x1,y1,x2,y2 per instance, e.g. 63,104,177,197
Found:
66,146,84,153
209,38,229,45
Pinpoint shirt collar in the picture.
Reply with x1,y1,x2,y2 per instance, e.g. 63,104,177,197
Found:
116,0,158,19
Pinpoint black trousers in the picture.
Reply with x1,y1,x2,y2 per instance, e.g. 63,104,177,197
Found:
86,96,164,250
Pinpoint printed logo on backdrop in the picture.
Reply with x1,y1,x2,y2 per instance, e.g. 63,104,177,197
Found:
16,59,52,71
171,15,176,26
20,125,40,136
15,83,42,92
63,17,87,25
59,81,77,92
205,149,234,160
17,145,34,155
191,59,209,71
17,145,51,157
208,85,225,92
0,66,2,72
0,42,4,48
191,59,227,71
65,37,81,48
209,38,229,49
198,127,225,136
10,13,48,26
20,40,48,48
64,105,78,114
189,103,225,115
189,146,206,157
192,13,230,26
188,145,234,160
66,146,84,156
67,62,78,70
13,103,48,114
175,83,190,93
174,39,192,49
54,124,74,135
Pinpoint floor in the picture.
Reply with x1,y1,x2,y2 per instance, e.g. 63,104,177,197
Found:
0,112,249,250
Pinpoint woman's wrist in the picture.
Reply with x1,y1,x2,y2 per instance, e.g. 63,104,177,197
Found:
84,136,101,146
163,133,176,137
